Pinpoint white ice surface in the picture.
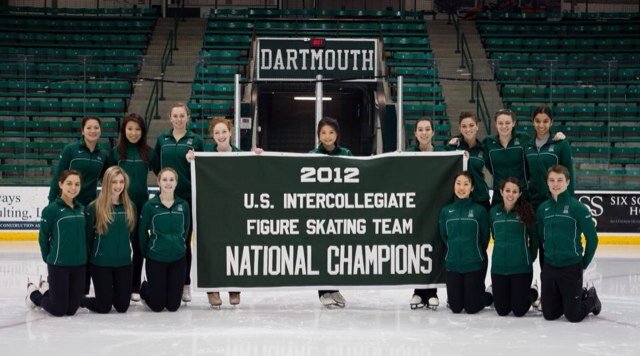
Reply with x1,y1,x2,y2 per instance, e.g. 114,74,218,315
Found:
0,243,638,356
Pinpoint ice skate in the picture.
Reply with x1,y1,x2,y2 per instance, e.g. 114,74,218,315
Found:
409,294,424,309
131,293,141,302
25,280,38,310
229,292,240,306
319,292,342,308
330,292,346,308
485,285,494,307
531,280,541,311
38,275,49,295
427,297,440,310
140,296,150,311
587,286,601,316
208,292,222,309
182,285,191,303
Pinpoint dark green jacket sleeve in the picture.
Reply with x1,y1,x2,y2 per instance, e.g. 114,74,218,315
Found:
182,202,191,242
151,137,162,174
478,207,490,251
527,224,539,263
138,203,152,257
576,202,599,268
85,203,96,257
48,145,73,203
559,140,575,195
38,206,52,263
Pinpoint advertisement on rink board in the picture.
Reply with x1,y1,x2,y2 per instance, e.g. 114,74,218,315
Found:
576,191,640,233
0,187,48,230
192,152,462,289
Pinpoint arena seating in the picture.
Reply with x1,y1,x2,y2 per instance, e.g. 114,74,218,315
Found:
0,6,156,184
477,12,640,189
191,8,447,145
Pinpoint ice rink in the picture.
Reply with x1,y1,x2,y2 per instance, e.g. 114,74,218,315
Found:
0,242,638,356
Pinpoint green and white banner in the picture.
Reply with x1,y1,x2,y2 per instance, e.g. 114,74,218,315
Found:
192,152,464,290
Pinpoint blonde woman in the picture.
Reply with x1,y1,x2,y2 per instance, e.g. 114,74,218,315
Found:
82,166,137,313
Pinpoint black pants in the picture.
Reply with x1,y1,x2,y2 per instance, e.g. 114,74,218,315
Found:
141,257,186,312
30,264,85,317
541,262,596,323
83,264,132,313
131,206,144,293
491,272,537,317
185,199,193,286
413,288,438,300
446,268,492,314
318,290,339,298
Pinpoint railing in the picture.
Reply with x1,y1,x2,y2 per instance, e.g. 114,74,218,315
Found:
159,30,175,101
453,13,461,54
475,81,492,134
144,80,160,129
459,33,475,103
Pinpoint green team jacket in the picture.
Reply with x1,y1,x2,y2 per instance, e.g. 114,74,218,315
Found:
536,190,598,269
39,198,87,266
85,203,133,267
445,137,491,204
139,195,190,263
525,135,575,208
48,139,109,206
108,142,155,210
405,142,442,152
152,129,204,201
309,144,353,156
483,131,531,205
439,197,490,273
489,204,538,275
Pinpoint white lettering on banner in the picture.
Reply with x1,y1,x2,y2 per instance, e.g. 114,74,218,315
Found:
306,219,366,235
258,48,375,72
246,219,300,236
283,192,416,209
226,244,433,277
372,218,413,235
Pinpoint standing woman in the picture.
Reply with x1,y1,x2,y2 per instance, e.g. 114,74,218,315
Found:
138,168,190,312
439,171,493,314
152,103,204,302
482,109,531,207
446,112,491,211
82,166,137,313
310,117,351,308
27,170,87,317
47,116,109,295
525,106,574,211
406,117,441,310
48,116,108,206
109,113,154,302
490,177,539,317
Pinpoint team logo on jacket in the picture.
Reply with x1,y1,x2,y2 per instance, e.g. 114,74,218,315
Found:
514,138,520,145
478,151,484,159
549,145,555,152
187,139,193,145
178,205,184,212
468,210,474,218
563,205,569,214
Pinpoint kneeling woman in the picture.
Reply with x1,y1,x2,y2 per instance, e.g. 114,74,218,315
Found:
139,168,190,312
490,177,539,317
439,172,492,314
27,170,87,316
82,166,137,313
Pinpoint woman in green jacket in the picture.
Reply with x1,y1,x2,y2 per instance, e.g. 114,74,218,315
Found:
490,177,539,317
82,166,137,313
109,113,155,302
139,167,190,312
446,112,491,211
152,103,204,303
310,117,351,308
406,117,441,310
537,165,601,322
439,171,493,314
27,170,87,317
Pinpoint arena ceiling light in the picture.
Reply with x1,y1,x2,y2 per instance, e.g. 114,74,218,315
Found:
294,96,332,101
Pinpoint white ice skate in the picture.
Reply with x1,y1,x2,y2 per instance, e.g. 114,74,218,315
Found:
38,275,49,295
330,292,346,308
531,281,542,311
208,292,222,309
130,293,141,302
25,280,38,310
182,285,192,303
427,297,440,310
409,294,424,309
